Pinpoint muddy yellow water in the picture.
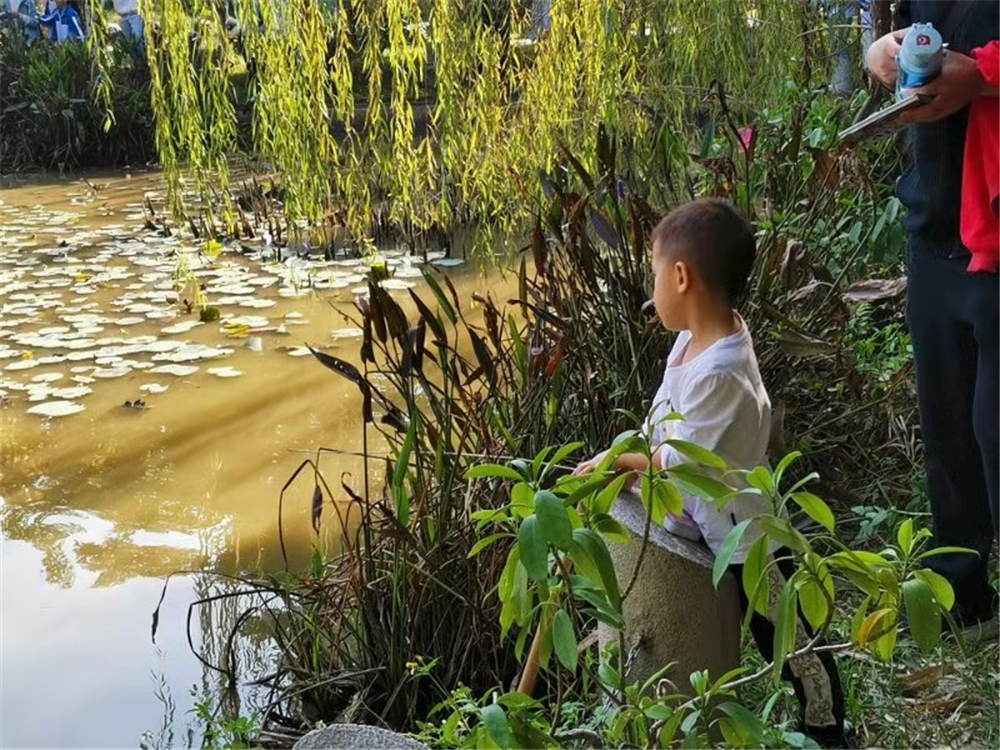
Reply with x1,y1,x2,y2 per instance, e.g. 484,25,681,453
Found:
0,171,504,748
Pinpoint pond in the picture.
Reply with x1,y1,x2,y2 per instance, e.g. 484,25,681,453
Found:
0,171,502,748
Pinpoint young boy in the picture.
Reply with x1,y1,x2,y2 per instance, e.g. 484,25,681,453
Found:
574,198,845,744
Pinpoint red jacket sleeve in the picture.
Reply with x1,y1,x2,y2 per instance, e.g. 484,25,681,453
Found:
972,41,1000,89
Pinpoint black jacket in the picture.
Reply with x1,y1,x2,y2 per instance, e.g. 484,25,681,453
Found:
895,0,1000,256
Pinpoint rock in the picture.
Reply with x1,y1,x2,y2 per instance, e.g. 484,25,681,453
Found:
598,490,741,692
293,724,428,750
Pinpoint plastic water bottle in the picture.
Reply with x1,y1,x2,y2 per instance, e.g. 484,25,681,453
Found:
896,23,944,99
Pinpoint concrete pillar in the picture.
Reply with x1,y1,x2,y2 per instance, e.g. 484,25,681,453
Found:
598,491,742,692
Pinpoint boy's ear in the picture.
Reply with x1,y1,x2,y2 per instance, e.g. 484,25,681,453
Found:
674,260,691,293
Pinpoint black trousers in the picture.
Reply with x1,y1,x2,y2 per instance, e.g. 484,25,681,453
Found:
731,555,846,743
906,246,999,607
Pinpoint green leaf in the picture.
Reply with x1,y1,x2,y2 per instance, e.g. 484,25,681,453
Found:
759,515,809,553
531,446,554,482
535,490,573,550
518,516,549,582
680,708,702,735
772,451,802,491
746,465,776,495
465,464,526,482
664,439,726,469
468,533,513,559
851,595,871,644
772,580,798,682
552,608,578,673
421,267,457,323
798,577,829,632
570,528,621,609
498,546,521,601
594,473,629,515
713,519,753,588
481,703,512,749
644,704,673,721
392,414,417,525
511,482,534,519
667,465,732,500
567,473,615,507
654,478,684,519
790,492,835,532
592,514,630,543
715,702,764,745
897,518,914,556
903,578,941,654
913,569,955,611
742,535,771,617
543,442,585,479
915,546,979,562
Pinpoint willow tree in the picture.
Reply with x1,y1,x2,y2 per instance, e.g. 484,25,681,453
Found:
126,0,842,249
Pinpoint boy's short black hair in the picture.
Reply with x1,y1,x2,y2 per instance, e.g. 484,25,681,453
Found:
651,198,756,307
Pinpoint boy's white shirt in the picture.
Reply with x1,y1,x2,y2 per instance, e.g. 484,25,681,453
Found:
645,316,772,563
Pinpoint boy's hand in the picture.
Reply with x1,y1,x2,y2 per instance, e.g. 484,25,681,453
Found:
572,451,651,477
572,450,609,477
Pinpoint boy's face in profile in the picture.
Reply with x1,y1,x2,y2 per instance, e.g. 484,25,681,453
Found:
651,238,688,331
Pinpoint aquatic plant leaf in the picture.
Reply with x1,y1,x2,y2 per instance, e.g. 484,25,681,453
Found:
408,289,446,342
309,347,362,385
589,209,619,250
311,484,323,534
469,332,495,383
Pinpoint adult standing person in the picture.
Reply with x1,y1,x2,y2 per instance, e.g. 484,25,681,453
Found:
111,0,143,54
867,0,1000,640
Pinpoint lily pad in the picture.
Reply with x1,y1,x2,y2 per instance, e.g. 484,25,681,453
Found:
27,400,85,417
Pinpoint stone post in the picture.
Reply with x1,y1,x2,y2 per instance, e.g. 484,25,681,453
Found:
598,491,742,692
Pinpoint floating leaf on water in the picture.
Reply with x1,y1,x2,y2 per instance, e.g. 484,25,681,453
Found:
51,386,93,399
160,320,204,335
286,347,312,357
149,364,199,376
31,373,64,383
238,299,277,309
115,317,146,326
139,383,169,394
93,367,133,379
207,367,242,378
379,279,416,290
245,337,263,352
430,258,465,268
331,328,364,340
27,400,85,417
5,360,39,371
